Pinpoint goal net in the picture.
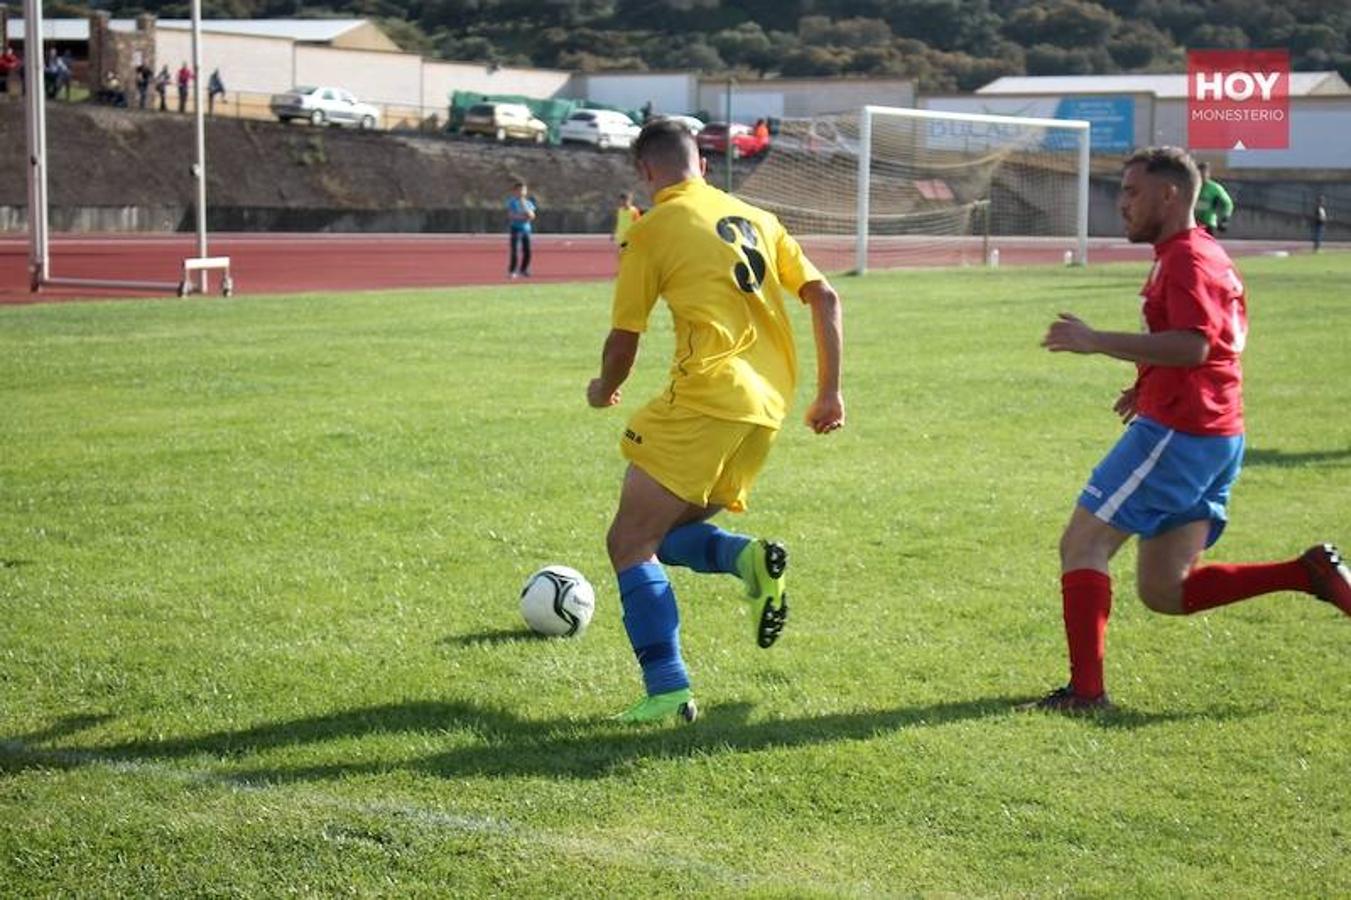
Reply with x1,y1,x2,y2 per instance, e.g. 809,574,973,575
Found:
734,105,1090,274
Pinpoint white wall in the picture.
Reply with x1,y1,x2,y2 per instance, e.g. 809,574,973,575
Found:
706,87,784,121
155,30,293,94
1151,99,1187,146
295,45,422,107
1226,99,1351,169
696,78,915,120
572,72,696,114
424,61,573,110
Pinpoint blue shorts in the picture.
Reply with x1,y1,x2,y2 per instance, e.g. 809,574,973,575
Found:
1078,416,1244,548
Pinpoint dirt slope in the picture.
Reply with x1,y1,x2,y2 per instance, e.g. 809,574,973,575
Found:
0,99,650,226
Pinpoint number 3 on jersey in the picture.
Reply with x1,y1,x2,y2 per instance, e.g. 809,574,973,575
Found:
716,216,766,294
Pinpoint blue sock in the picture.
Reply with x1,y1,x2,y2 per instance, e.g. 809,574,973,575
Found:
617,562,689,696
657,522,750,575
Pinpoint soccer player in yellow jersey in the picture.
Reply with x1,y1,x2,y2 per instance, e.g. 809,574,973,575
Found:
586,118,845,723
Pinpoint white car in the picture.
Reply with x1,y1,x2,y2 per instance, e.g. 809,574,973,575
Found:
270,86,381,129
659,114,706,135
559,109,640,150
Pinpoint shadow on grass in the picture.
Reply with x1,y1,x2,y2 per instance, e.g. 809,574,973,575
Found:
1244,447,1351,468
437,628,553,647
1,695,1230,783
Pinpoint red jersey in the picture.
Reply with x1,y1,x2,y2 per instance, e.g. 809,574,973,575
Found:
1135,227,1247,436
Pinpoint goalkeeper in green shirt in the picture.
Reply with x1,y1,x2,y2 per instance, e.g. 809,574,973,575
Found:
1194,162,1234,236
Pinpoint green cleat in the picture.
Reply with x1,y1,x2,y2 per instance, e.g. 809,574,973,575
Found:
614,688,698,724
736,539,789,648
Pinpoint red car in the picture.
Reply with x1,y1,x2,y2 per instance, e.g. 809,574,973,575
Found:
696,122,770,158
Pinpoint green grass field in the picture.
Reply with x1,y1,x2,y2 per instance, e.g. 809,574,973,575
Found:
2,254,1348,896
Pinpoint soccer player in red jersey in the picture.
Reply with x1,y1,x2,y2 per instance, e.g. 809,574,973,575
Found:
1029,146,1351,712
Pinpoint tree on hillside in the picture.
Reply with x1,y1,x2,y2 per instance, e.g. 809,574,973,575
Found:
60,0,1351,87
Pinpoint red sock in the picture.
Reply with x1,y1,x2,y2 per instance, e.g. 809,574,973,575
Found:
1062,569,1111,699
1181,560,1314,613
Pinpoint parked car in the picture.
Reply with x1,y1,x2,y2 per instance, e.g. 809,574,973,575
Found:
559,109,641,150
660,114,706,135
696,122,770,158
461,102,549,143
270,85,380,129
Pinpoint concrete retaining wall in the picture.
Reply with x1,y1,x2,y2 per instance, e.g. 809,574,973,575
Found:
0,205,613,234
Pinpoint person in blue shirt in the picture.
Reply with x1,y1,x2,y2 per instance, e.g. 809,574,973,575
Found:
506,182,537,278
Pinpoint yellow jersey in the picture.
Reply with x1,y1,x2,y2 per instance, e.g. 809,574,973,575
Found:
613,205,641,244
612,176,822,429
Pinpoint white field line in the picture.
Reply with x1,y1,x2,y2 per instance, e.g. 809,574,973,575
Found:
0,738,870,895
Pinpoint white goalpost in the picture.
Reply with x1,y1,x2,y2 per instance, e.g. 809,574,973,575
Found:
21,0,231,296
735,104,1092,274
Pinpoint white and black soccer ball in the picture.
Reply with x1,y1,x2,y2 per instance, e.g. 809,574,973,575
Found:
519,565,596,637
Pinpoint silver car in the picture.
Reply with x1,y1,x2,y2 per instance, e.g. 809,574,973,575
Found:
559,109,640,150
270,85,381,129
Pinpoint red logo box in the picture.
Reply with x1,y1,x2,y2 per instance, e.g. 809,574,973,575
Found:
1188,49,1290,150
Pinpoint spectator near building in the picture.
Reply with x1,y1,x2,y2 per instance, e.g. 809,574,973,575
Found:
175,61,191,113
154,65,170,111
0,45,18,95
135,63,152,109
207,68,225,115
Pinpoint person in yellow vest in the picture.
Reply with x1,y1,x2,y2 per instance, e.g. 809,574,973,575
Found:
612,191,641,249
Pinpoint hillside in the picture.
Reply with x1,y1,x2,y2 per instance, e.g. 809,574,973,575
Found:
0,100,653,232
90,0,1351,91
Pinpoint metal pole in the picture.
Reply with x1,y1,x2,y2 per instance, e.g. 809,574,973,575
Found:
190,0,208,291
22,0,49,289
1076,123,1090,266
855,106,871,275
724,77,733,192
979,199,991,267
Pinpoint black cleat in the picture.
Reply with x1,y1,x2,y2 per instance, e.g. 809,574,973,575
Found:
1017,685,1115,715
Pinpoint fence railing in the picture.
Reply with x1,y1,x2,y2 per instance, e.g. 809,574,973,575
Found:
32,82,453,133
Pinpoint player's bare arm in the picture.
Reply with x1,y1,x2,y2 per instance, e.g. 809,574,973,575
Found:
587,328,640,408
1041,313,1208,367
801,279,845,433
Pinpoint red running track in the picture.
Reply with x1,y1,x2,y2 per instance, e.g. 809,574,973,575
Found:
0,232,1320,304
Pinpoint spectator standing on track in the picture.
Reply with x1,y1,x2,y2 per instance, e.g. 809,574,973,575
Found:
176,62,192,113
1312,195,1328,253
207,69,226,115
612,191,641,251
1193,162,1233,237
154,65,170,111
135,63,152,109
506,181,537,279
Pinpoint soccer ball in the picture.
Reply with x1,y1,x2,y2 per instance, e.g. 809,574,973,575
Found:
519,565,596,637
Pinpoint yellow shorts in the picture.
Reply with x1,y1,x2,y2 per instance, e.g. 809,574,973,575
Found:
620,400,778,512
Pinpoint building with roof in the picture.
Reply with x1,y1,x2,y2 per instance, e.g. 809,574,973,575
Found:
976,72,1351,99
1,13,573,124
955,71,1351,169
7,17,399,50
2,13,916,129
